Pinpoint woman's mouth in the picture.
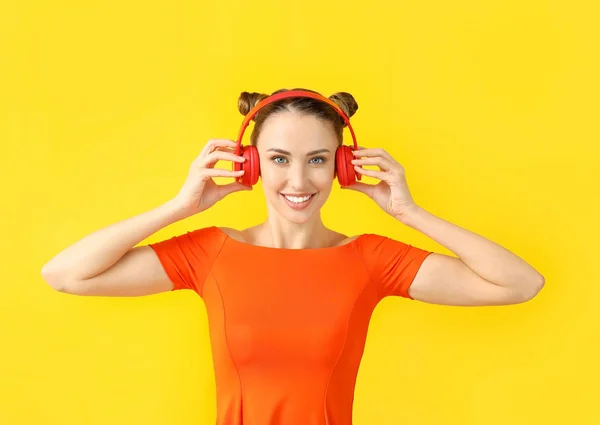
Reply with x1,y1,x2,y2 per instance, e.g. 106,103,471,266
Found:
279,192,317,210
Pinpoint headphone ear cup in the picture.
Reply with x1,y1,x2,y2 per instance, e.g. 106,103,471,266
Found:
335,145,358,187
242,145,260,186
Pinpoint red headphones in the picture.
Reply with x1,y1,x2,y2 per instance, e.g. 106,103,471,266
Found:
232,90,362,187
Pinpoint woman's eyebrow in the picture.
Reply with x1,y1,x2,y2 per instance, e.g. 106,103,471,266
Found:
266,148,331,155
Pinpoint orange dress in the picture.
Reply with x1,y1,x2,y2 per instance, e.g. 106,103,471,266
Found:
149,226,432,425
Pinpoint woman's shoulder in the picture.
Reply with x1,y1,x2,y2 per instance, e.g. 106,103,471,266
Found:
330,231,361,247
217,226,246,242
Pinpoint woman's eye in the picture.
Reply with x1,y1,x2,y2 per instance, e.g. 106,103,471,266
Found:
271,156,326,164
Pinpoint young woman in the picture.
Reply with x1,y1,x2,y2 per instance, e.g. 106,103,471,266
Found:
42,88,545,425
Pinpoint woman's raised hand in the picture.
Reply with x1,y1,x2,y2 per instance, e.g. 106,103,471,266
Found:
172,139,250,218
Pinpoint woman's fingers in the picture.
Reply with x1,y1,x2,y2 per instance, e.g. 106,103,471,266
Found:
351,148,404,174
351,156,394,171
354,165,387,179
353,147,395,163
200,150,246,168
200,167,245,178
199,139,238,158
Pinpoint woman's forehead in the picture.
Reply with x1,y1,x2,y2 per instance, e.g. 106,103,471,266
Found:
258,113,338,151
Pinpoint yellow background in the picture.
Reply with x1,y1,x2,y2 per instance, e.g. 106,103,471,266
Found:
1,0,598,424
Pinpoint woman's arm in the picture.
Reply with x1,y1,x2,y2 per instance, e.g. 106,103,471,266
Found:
401,206,545,306
41,199,188,283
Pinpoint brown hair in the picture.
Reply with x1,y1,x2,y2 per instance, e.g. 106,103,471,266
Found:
237,88,359,147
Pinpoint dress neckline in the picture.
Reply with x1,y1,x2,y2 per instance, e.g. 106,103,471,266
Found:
212,226,366,253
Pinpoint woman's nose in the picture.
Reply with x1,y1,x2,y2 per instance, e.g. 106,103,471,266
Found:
288,163,307,187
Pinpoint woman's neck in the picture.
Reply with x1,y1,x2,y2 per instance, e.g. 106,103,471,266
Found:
249,217,335,249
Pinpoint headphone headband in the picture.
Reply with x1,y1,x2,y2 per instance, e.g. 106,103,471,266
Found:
235,90,358,155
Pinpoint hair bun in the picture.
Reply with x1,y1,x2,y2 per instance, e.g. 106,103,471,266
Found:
238,91,269,118
328,92,359,125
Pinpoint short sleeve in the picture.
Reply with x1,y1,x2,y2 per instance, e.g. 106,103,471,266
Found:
355,234,433,300
148,226,226,295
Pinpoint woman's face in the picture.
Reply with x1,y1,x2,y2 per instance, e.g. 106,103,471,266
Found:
256,111,339,224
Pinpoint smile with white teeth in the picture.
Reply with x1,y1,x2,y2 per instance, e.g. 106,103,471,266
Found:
284,194,313,203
